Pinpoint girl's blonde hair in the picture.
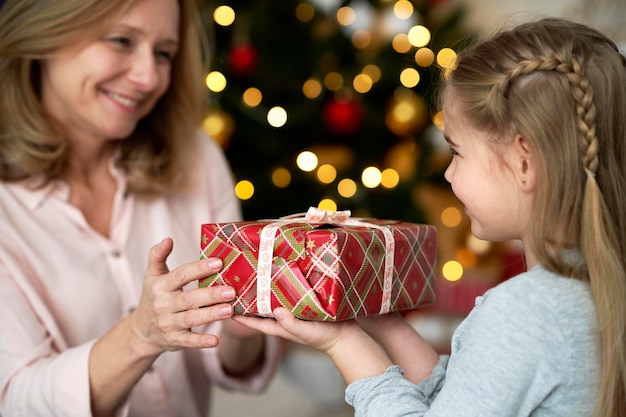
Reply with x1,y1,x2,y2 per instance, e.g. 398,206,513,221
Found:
446,18,626,417
0,0,209,193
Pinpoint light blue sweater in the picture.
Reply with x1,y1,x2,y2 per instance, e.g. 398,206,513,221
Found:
345,264,599,416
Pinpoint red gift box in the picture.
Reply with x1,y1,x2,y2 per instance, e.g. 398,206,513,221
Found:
199,208,436,321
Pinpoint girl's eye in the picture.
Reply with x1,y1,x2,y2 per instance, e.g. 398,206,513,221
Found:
449,147,459,156
155,50,174,62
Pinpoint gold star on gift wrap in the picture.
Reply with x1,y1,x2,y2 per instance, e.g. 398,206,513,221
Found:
201,234,208,245
412,281,418,290
234,276,241,282
306,239,316,250
327,294,335,305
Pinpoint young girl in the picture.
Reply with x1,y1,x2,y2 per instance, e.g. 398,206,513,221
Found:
235,18,626,417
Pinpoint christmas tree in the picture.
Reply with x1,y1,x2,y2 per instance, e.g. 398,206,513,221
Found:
201,1,527,321
202,0,469,223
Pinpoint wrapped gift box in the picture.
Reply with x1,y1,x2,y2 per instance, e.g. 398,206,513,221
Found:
199,208,436,321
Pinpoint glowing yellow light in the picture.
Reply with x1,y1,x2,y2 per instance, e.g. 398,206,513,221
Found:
441,206,462,228
361,166,382,188
466,234,492,255
242,87,262,107
415,48,435,67
317,164,337,184
400,67,420,88
392,33,412,53
433,111,444,130
362,64,381,83
302,79,322,99
442,260,463,282
296,151,319,172
271,167,291,188
205,71,227,92
235,180,254,200
318,199,338,211
394,0,414,19
324,72,344,91
337,178,357,198
408,25,431,48
336,6,356,26
352,30,372,49
353,73,373,93
213,5,235,27
437,48,457,69
267,106,287,128
381,168,400,188
295,3,315,22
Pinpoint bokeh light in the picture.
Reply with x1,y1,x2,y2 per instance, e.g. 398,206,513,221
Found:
441,206,462,228
296,151,319,172
380,168,400,188
317,164,337,184
361,166,382,188
415,48,435,67
442,260,463,282
235,180,254,200
337,178,357,198
267,106,287,128
271,167,291,188
213,5,235,27
400,67,420,88
318,198,338,211
205,71,227,92
242,87,262,107
408,25,431,48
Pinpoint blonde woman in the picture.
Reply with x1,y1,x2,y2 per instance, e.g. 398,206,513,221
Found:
0,0,280,416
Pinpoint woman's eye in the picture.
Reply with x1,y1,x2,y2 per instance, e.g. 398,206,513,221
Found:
109,37,132,47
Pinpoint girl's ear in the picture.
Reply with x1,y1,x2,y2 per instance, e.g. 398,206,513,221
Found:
514,134,535,191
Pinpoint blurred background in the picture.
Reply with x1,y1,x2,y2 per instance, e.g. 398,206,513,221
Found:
199,0,625,415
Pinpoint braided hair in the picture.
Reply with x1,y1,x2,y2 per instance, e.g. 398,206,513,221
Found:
445,18,626,417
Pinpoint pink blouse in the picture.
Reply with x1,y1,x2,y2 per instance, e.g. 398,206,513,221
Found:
0,134,280,417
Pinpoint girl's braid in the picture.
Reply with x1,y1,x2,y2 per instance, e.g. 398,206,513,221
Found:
494,56,599,177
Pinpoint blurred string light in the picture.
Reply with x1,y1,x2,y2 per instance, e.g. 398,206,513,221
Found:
442,260,463,282
271,167,291,188
235,180,254,200
213,5,235,27
296,151,319,172
302,78,323,99
337,178,357,198
242,87,262,107
318,198,338,211
267,106,287,128
205,71,226,92
361,166,382,188
316,164,337,184
440,206,462,228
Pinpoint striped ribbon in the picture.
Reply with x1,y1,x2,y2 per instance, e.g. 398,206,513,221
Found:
257,207,395,317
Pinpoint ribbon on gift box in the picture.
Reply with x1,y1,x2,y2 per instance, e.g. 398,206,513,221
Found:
257,207,395,317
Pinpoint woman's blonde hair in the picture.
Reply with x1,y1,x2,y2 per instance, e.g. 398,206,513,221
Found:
445,18,626,417
0,0,209,193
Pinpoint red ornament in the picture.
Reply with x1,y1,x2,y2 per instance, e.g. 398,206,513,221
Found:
228,43,258,76
322,98,363,135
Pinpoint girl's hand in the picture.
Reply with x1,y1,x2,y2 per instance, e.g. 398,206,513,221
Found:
129,238,237,357
234,309,394,384
232,308,355,353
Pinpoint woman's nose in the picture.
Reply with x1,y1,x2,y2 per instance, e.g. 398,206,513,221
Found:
128,49,159,91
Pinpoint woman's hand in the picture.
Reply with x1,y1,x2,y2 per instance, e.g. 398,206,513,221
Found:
129,237,238,357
